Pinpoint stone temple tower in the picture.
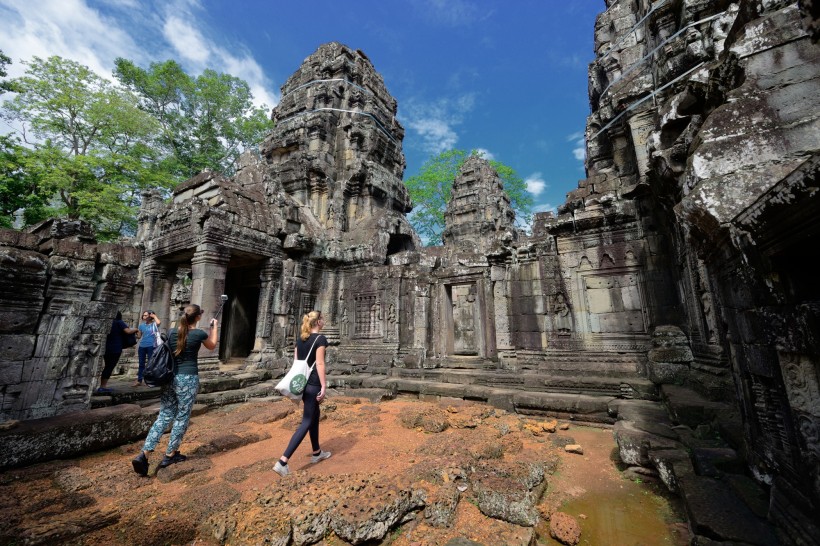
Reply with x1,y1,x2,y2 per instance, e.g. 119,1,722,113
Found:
442,155,516,253
259,42,417,254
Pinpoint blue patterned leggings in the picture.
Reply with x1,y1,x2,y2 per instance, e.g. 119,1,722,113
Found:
142,374,199,455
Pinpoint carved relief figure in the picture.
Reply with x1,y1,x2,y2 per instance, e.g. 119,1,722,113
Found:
700,291,717,343
340,305,349,338
553,292,572,333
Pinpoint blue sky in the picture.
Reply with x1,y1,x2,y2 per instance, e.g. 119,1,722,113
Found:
0,0,602,215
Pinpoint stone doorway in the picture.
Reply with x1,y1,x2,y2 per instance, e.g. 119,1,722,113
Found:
450,283,479,356
220,265,261,361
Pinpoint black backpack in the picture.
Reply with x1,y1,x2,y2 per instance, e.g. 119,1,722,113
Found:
143,334,176,386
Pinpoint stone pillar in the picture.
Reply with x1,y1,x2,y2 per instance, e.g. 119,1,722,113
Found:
251,259,281,360
413,285,430,350
627,109,656,183
141,259,177,330
491,266,515,368
190,245,230,363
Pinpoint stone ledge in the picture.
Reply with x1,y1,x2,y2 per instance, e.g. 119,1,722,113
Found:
0,404,156,470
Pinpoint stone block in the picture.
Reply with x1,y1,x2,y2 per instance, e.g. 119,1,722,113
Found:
678,474,778,545
648,449,691,493
0,404,155,469
613,420,683,466
0,334,36,360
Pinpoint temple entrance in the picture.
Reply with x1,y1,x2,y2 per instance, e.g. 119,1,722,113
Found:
220,265,261,361
451,283,479,355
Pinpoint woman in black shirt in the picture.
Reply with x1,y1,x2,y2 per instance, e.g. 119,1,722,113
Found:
274,310,330,476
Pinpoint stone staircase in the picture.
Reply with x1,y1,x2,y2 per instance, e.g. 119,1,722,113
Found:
324,352,657,424
91,357,279,410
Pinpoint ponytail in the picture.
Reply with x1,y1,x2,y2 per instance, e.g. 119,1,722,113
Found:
300,310,322,341
176,304,202,356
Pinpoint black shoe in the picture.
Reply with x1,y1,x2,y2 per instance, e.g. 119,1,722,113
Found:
159,452,187,468
132,453,148,476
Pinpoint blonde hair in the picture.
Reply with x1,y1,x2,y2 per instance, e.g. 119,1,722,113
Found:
176,304,203,356
300,310,322,341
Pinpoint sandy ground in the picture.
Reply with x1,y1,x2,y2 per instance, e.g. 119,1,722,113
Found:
0,395,689,545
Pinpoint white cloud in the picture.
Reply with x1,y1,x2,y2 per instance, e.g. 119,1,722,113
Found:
163,15,210,64
533,201,557,214
160,2,277,109
0,0,142,80
401,94,475,154
407,118,458,153
524,172,547,196
568,131,586,163
473,148,495,160
0,0,278,112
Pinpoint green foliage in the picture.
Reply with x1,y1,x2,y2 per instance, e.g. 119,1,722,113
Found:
0,134,50,228
113,58,272,179
1,53,271,240
405,149,533,245
0,49,14,93
1,56,166,239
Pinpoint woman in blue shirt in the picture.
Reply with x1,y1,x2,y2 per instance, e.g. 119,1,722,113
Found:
135,310,161,386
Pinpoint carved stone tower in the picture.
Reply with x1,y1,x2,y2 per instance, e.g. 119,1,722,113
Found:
442,155,516,253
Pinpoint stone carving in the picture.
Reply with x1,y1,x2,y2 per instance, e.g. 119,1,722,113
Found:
552,293,572,334
3,7,819,541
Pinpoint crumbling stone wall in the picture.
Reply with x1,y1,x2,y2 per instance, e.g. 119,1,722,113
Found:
568,0,820,541
0,220,140,421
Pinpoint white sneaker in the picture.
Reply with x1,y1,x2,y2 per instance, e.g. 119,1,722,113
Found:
273,461,289,477
310,450,331,464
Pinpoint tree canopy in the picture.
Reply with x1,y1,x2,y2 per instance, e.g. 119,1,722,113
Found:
404,149,533,245
1,55,165,238
113,58,272,179
0,54,273,239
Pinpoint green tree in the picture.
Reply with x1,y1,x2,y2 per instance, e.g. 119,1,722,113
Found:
1,49,14,93
405,149,533,245
113,58,272,179
1,55,165,239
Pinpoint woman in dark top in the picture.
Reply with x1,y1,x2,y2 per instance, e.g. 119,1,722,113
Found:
98,312,138,394
131,304,218,475
274,310,330,477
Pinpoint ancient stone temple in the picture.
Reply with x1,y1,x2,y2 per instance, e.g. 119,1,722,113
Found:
0,1,818,543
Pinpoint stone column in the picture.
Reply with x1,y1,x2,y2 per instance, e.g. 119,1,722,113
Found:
627,109,656,183
413,285,430,350
190,244,230,363
141,259,177,332
251,259,281,360
491,265,516,369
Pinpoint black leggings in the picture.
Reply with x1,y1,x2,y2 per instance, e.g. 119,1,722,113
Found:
283,383,322,458
101,352,122,380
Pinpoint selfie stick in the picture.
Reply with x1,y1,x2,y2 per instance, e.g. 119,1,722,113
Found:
211,294,228,327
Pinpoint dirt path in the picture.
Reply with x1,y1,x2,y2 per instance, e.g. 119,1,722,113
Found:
0,396,689,545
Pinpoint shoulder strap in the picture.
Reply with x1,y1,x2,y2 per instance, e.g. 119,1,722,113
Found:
302,335,321,361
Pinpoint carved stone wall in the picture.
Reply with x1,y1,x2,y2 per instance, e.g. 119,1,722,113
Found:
0,220,140,420
1,9,818,541
568,0,820,541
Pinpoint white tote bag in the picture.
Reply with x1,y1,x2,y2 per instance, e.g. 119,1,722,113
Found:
276,336,320,401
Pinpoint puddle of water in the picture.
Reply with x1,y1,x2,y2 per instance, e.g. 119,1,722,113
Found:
540,478,688,546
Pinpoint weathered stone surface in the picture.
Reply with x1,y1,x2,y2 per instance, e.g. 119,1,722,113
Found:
0,404,154,469
678,474,778,545
423,482,460,528
549,511,581,546
2,1,818,541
